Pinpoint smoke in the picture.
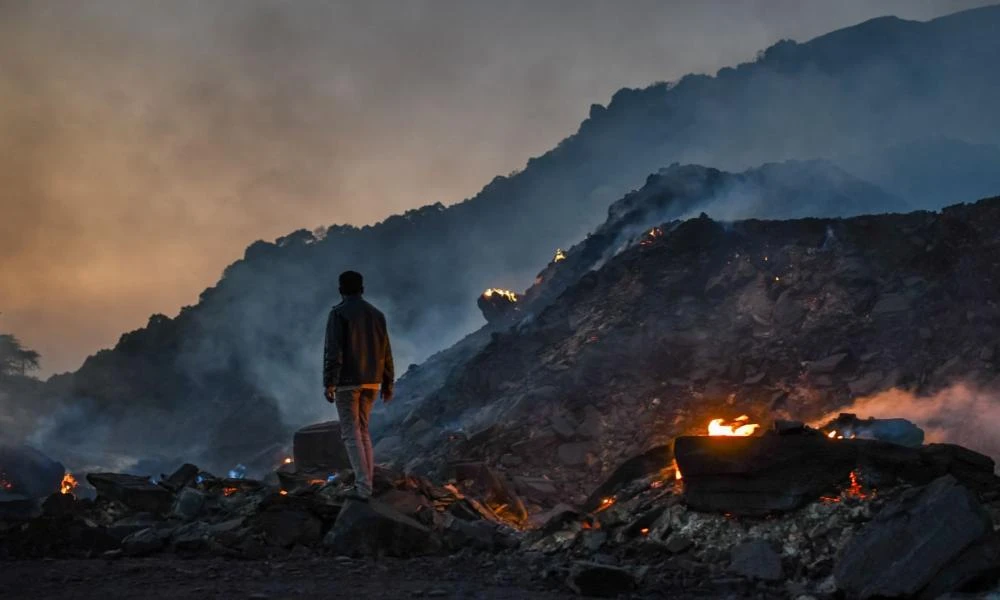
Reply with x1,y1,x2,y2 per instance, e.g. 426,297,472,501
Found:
5,2,1000,476
821,383,1000,463
2,0,997,376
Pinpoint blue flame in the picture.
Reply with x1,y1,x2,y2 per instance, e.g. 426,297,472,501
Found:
227,464,247,480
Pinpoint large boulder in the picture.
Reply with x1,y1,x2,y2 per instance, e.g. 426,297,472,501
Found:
323,499,441,557
86,473,173,514
834,476,994,599
293,421,351,471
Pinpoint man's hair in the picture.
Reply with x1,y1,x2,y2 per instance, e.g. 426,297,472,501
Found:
339,270,364,295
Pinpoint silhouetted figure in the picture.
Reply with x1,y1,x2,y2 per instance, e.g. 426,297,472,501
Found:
323,271,395,499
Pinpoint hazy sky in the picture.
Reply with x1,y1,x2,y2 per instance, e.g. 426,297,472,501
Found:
1,0,994,375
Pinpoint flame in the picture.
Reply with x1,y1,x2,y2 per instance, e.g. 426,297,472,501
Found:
640,227,664,246
283,457,293,464
279,490,288,496
553,249,567,263
482,288,518,302
827,430,837,438
596,497,616,512
821,470,869,503
222,486,239,497
640,527,650,536
846,470,867,498
707,415,760,436
60,473,79,495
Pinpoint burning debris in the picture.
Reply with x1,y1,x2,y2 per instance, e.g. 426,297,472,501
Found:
706,415,760,437
819,412,925,447
639,226,664,246
60,473,78,496
477,287,520,324
552,248,567,263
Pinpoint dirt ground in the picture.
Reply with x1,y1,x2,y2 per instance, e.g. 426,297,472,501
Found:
0,555,580,600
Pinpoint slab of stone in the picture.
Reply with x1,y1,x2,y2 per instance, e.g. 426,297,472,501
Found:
834,476,993,599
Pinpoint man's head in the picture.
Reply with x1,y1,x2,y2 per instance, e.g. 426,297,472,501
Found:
339,270,364,296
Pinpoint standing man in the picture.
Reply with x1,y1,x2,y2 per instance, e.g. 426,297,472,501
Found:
323,270,395,500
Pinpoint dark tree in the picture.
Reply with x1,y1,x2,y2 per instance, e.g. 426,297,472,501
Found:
0,333,41,377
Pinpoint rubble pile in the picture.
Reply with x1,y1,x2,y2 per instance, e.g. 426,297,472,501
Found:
519,430,1000,598
381,197,1000,510
0,460,522,561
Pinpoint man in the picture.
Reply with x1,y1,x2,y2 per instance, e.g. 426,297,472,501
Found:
323,270,394,500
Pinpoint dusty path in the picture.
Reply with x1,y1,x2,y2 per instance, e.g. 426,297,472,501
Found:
0,555,580,600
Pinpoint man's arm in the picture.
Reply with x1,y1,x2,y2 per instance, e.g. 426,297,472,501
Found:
381,315,395,400
323,309,343,396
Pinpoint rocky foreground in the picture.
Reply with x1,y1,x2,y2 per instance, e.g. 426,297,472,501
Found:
3,415,1000,599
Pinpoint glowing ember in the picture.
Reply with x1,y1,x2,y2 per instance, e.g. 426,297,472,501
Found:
846,470,867,499
640,227,664,246
596,497,616,512
279,490,288,496
308,479,328,486
0,471,13,491
821,470,870,503
60,473,79,495
640,528,650,536
553,248,567,263
223,486,239,497
482,288,518,303
283,457,293,465
827,430,837,438
707,415,760,436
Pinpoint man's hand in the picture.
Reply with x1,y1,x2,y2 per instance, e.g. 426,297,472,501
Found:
324,386,337,403
381,388,394,404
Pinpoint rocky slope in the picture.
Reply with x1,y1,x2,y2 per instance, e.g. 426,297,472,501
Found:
381,195,1000,510
27,6,1000,475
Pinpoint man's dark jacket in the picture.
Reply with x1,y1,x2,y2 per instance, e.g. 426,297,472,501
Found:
323,295,394,392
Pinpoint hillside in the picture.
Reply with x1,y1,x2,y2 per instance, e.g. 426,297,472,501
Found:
378,194,1000,507
26,5,1000,474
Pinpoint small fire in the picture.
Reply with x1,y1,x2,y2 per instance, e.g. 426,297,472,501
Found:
640,227,664,246
553,248,567,263
482,288,518,303
596,497,616,512
283,457,293,465
707,415,760,436
222,486,239,497
61,473,79,495
279,490,288,496
846,470,866,498
640,527,650,536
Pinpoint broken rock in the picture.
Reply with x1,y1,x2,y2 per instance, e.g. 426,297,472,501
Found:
293,421,351,471
86,473,173,514
323,499,441,557
834,475,993,599
729,539,783,581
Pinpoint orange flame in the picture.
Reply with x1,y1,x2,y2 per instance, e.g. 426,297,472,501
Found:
640,227,664,246
283,457,293,465
279,490,288,496
707,415,760,436
482,288,518,302
595,497,616,512
61,473,78,495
